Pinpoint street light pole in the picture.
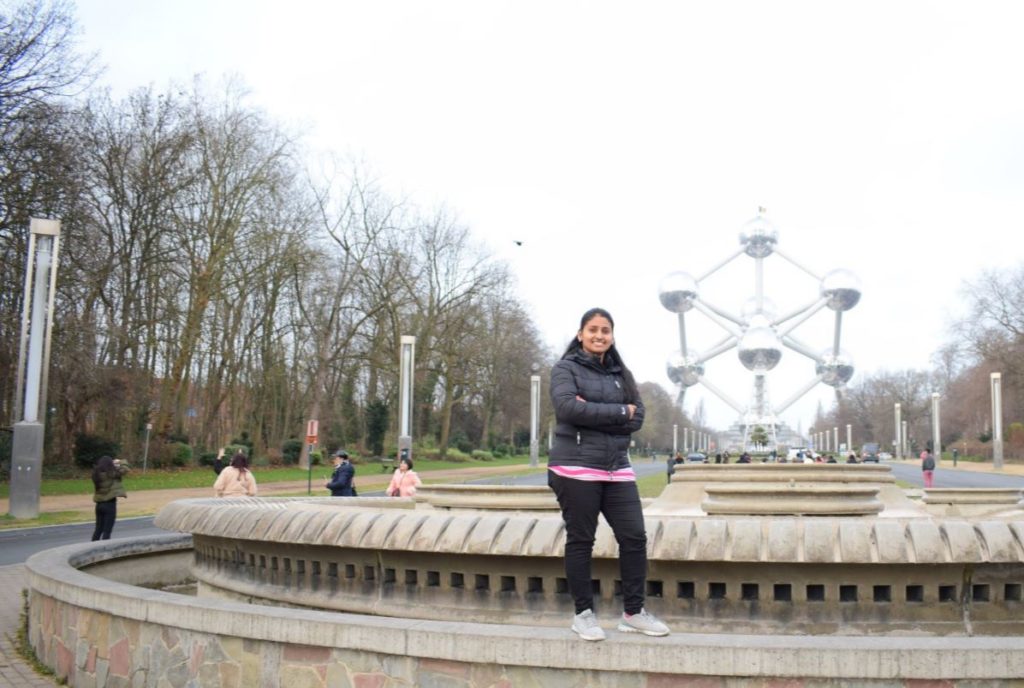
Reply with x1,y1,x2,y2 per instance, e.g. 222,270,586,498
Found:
142,422,153,474
529,375,540,467
398,336,416,463
10,218,61,519
991,373,1004,469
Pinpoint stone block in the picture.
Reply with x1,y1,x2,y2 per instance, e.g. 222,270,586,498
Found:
693,519,728,560
907,521,945,563
727,519,762,561
279,664,326,688
766,520,797,561
873,521,908,563
466,516,510,554
837,520,871,563
491,517,534,555
942,521,982,562
805,520,838,563
652,518,695,559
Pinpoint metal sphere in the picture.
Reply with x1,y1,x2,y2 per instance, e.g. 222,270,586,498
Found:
666,351,704,388
816,350,855,387
739,215,778,258
820,269,861,311
737,325,783,372
659,271,699,313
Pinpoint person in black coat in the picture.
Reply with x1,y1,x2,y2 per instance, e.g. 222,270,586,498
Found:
326,450,355,496
547,307,669,642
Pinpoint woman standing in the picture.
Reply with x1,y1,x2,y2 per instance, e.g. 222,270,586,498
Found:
386,457,421,497
213,451,258,497
548,307,669,641
91,455,128,541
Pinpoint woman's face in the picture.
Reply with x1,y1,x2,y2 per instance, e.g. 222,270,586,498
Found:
578,315,614,358
399,459,410,472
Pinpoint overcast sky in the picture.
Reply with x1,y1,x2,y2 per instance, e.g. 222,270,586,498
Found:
73,0,1024,431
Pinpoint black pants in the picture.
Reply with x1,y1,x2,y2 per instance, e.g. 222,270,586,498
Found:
92,499,117,541
548,472,648,615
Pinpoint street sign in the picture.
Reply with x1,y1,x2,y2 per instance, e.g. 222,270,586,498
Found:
305,435,317,446
307,419,318,438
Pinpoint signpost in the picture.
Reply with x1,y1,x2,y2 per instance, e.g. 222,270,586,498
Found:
306,419,318,495
142,422,153,473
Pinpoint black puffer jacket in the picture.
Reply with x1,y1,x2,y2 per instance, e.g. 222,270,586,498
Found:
548,349,645,471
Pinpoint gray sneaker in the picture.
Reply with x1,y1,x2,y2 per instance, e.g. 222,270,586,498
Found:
617,608,670,636
571,609,606,641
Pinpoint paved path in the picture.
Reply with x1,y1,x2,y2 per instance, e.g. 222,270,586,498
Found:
0,565,57,687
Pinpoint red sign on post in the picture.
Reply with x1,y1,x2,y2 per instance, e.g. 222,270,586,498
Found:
306,419,318,446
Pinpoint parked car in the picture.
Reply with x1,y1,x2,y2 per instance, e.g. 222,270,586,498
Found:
786,448,817,463
861,443,881,463
686,452,707,463
878,452,893,461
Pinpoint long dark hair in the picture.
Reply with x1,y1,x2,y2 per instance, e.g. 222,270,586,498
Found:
562,307,640,402
230,451,249,473
92,455,115,489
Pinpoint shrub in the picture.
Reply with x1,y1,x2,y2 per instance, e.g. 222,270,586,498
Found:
74,433,121,469
492,444,511,458
265,448,284,467
281,439,303,465
432,447,469,462
310,450,323,466
471,449,494,461
197,451,218,467
167,442,192,467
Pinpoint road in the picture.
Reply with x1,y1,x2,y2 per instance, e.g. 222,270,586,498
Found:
885,461,1024,488
3,460,1018,566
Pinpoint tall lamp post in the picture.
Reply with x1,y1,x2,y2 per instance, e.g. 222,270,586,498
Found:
894,403,902,460
397,336,416,464
931,392,941,464
10,218,61,519
529,375,540,467
991,373,1004,469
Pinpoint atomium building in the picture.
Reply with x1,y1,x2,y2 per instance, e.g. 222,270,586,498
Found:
660,210,860,452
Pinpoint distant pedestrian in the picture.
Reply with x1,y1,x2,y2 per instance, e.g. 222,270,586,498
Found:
326,450,355,496
387,457,421,497
667,451,683,483
214,451,257,497
212,447,225,475
91,455,129,541
846,453,859,464
921,449,936,488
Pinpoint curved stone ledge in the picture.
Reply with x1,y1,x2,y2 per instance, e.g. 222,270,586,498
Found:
25,537,1024,684
702,484,883,515
672,463,897,483
416,484,559,510
155,498,1024,564
924,489,1024,505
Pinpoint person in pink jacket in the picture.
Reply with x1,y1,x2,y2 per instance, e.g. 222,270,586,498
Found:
214,452,258,497
386,457,421,497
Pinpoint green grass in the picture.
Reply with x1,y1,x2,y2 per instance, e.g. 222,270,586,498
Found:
0,454,536,498
637,471,670,498
0,511,86,529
